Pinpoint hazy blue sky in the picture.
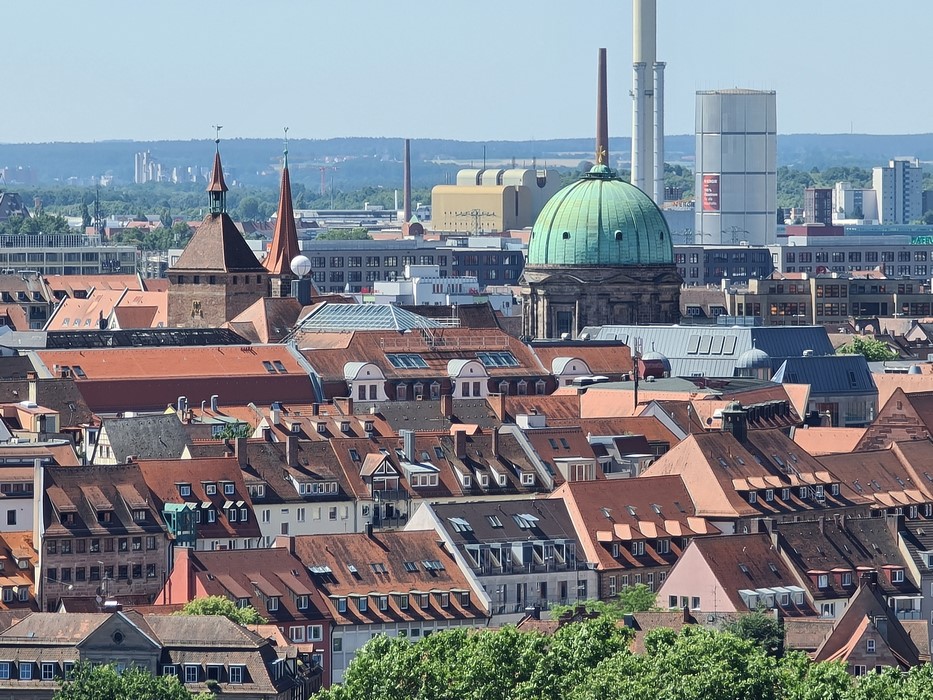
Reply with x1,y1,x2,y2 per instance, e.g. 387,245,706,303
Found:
4,1,927,143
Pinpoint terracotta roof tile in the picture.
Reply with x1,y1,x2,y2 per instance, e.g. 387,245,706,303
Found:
171,212,265,273
263,164,301,276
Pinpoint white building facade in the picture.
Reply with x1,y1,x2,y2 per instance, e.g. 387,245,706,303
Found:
873,157,922,225
695,89,777,246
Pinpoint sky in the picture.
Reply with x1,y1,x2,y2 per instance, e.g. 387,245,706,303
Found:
4,1,929,143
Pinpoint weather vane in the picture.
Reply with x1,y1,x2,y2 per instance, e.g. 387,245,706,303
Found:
212,124,223,146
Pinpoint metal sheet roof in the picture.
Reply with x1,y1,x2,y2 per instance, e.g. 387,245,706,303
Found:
581,324,835,378
772,355,877,395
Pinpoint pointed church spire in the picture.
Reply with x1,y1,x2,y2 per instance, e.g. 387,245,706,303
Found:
208,126,228,214
596,48,609,166
264,127,301,282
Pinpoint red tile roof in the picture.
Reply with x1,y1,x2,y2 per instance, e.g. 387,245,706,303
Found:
288,530,486,626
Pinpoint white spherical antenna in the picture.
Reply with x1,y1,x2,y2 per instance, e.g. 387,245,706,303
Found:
290,255,312,278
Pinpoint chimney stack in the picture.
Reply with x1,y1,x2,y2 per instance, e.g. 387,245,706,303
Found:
721,402,748,443
596,48,609,166
454,430,467,459
234,437,248,468
440,393,453,419
403,139,412,223
286,434,298,467
490,427,499,458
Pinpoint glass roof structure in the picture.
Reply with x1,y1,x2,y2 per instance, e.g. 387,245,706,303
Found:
296,303,442,333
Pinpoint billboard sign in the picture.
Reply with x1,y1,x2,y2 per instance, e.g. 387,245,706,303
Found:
702,174,720,212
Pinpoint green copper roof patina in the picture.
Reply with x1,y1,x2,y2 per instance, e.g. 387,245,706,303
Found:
527,165,673,267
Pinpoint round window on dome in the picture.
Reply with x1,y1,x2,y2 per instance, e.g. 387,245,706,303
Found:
562,231,570,240
614,230,623,241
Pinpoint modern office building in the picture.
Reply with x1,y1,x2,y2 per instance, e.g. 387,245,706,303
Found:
833,182,878,223
695,89,777,246
873,157,922,225
0,233,136,277
804,188,833,225
768,234,933,278
674,244,774,286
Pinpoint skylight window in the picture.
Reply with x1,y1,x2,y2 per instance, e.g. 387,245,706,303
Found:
486,515,503,528
403,561,418,572
476,351,519,368
448,517,473,533
386,353,429,369
512,513,539,529
369,562,388,574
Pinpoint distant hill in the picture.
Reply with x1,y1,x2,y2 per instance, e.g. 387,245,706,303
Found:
2,134,933,188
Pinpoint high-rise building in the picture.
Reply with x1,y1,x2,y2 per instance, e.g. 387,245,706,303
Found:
694,89,777,246
804,188,833,225
873,157,922,224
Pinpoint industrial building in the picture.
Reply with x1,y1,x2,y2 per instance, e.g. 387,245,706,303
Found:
430,168,562,234
694,89,777,246
630,0,666,206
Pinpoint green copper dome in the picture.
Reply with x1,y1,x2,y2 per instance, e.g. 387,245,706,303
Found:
527,166,673,267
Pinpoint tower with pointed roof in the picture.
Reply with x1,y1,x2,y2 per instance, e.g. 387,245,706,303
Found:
520,49,681,339
264,135,303,297
167,143,268,328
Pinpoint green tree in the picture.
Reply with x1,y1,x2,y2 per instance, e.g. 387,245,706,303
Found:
723,610,784,657
80,203,92,229
214,422,252,440
54,662,211,700
551,584,657,621
176,595,265,625
837,336,897,361
315,227,372,240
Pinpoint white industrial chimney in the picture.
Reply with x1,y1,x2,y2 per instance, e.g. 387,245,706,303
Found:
631,0,664,207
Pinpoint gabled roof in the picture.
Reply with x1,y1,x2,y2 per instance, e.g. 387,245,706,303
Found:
772,355,877,395
553,476,716,572
171,212,265,273
813,576,921,668
776,518,919,599
179,547,332,625
290,530,485,625
136,458,261,540
677,534,814,615
792,427,865,456
98,414,191,463
225,296,304,344
430,499,579,545
263,162,301,276
43,464,167,538
856,388,933,451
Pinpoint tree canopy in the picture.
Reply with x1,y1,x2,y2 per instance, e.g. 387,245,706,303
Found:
54,663,211,700
314,227,372,241
836,336,897,361
550,584,657,620
315,617,933,700
175,595,265,626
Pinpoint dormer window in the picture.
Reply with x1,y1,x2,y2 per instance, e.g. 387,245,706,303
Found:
223,483,235,496
316,422,327,434
748,491,758,504
817,574,829,588
205,483,217,495
132,510,146,523
98,510,112,523
340,421,351,433
290,422,301,434
60,513,75,526
267,597,279,612
521,473,535,486
178,484,191,498
842,572,853,587
892,569,905,583
831,483,840,496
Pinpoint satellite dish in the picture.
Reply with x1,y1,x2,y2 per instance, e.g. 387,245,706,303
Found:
290,255,312,278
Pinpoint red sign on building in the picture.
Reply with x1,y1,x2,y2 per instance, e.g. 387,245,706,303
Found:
702,174,720,212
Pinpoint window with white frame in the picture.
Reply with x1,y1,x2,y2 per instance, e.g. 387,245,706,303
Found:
892,569,905,583
162,665,177,676
0,662,9,680
184,665,199,683
229,665,244,684
20,662,32,680
866,639,876,653
41,662,55,681
297,595,308,610
817,574,829,588
631,541,645,556
308,625,323,642
290,626,305,642
267,597,279,612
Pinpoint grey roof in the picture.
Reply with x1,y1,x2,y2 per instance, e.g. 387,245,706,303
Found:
296,302,443,333
581,324,835,378
359,398,499,431
98,414,191,462
772,355,876,396
430,499,579,546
